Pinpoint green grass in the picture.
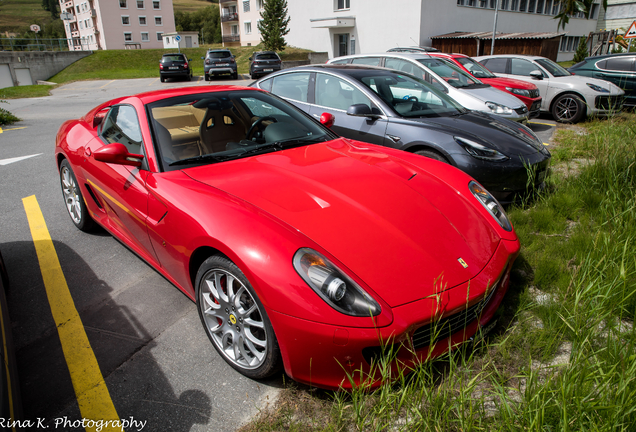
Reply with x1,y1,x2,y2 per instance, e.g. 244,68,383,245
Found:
0,0,55,33
0,84,53,99
239,112,636,432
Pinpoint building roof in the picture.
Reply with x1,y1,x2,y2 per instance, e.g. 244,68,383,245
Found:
431,31,567,40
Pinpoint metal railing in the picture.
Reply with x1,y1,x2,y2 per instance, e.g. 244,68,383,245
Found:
0,38,89,51
221,12,239,22
222,35,240,43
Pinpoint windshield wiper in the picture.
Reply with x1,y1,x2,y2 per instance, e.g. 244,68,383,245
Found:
169,153,232,166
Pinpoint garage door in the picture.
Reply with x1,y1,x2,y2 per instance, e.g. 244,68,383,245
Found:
0,64,13,89
15,68,33,86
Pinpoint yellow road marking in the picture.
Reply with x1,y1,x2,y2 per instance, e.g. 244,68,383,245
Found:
544,142,550,146
99,80,116,89
22,195,121,432
0,126,27,134
528,121,555,127
148,78,159,86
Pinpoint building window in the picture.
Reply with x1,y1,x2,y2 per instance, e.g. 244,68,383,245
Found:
141,32,149,42
139,16,146,25
231,24,239,35
153,0,160,9
156,31,163,41
120,0,127,8
79,21,83,29
244,21,251,34
335,0,349,10
122,15,130,25
256,0,263,9
155,16,162,25
590,3,599,19
536,0,544,13
76,5,80,13
243,1,250,12
124,32,132,41
137,0,144,9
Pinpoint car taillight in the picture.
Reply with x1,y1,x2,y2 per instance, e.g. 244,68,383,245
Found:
230,58,235,63
205,59,210,65
184,62,188,68
159,64,163,70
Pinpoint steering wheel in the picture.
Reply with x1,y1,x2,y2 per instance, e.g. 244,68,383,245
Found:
408,96,419,103
246,116,278,140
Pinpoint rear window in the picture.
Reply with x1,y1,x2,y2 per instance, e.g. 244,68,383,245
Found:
208,51,232,58
162,55,185,62
256,53,280,60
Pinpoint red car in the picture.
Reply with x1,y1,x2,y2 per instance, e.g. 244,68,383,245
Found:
55,86,520,390
429,53,542,118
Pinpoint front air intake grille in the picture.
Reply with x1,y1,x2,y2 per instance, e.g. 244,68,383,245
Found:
412,282,499,350
515,106,528,115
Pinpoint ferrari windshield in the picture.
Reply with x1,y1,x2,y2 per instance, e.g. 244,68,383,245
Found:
148,90,333,171
357,73,466,118
455,57,497,79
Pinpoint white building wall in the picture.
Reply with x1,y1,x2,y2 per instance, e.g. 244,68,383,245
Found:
282,0,601,62
240,0,264,46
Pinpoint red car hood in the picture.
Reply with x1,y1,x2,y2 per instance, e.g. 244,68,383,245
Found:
480,76,538,90
184,140,500,307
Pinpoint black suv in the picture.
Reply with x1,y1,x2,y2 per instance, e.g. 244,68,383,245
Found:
249,51,282,79
202,49,238,80
159,53,193,82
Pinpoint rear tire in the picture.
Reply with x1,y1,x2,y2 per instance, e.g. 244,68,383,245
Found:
59,160,96,232
233,72,239,80
196,255,283,379
415,149,450,164
160,76,165,83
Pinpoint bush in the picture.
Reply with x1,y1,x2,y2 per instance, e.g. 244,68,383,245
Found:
573,38,589,63
0,100,20,126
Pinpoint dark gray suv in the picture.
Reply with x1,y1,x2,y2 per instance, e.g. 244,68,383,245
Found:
202,49,238,80
249,51,282,79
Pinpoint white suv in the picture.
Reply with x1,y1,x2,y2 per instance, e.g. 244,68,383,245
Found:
475,54,624,123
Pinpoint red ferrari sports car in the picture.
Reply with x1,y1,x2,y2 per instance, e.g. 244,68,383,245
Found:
55,86,520,390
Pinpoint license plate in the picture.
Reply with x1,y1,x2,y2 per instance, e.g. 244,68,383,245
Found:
264,68,273,72
473,319,497,343
531,101,541,110
169,66,179,70
216,63,229,67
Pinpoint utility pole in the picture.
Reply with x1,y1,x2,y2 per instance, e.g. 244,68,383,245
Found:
491,0,499,55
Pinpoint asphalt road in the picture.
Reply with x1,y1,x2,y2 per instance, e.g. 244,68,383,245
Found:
0,76,556,431
1,75,281,432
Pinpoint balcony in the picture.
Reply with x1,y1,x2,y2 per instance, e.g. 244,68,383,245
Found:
71,30,80,37
62,0,73,9
222,35,240,43
219,0,236,3
221,12,238,22
91,8,96,17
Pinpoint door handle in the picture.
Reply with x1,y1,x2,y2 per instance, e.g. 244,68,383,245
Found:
84,148,92,157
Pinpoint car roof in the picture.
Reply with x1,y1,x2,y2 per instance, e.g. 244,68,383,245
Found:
261,63,432,80
477,54,543,60
162,53,184,57
254,51,278,55
583,52,636,61
335,52,432,61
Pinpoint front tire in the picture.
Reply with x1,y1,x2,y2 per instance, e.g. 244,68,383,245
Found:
59,159,96,232
415,149,450,164
551,93,585,123
196,255,282,379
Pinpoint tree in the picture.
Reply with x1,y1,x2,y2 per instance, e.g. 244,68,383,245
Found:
553,0,607,30
572,37,589,62
257,0,290,52
41,0,59,19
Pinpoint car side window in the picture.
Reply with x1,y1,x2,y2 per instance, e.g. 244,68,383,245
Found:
315,73,372,111
351,57,382,66
604,57,635,72
100,104,143,154
481,58,507,73
270,73,310,102
258,77,273,92
511,58,539,77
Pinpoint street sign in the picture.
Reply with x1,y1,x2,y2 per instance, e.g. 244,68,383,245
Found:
30,24,41,33
625,21,636,39
175,35,182,42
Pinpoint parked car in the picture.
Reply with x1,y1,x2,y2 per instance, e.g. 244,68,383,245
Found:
329,53,529,123
428,52,542,118
249,51,282,79
475,54,625,123
387,46,439,53
159,53,193,82
568,52,635,108
202,49,238,80
252,64,550,204
56,85,520,390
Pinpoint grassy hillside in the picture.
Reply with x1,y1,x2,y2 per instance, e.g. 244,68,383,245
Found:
0,0,56,34
49,45,311,82
172,0,218,13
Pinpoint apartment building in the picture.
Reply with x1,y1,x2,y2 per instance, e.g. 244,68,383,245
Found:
59,0,176,50
596,1,636,32
219,0,601,61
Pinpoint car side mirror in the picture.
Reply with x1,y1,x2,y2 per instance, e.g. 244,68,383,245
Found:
249,57,253,61
94,143,144,168
319,112,335,128
529,70,543,80
347,104,381,119
201,56,205,60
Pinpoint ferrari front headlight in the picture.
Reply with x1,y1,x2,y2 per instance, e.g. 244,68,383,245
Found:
293,248,381,317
